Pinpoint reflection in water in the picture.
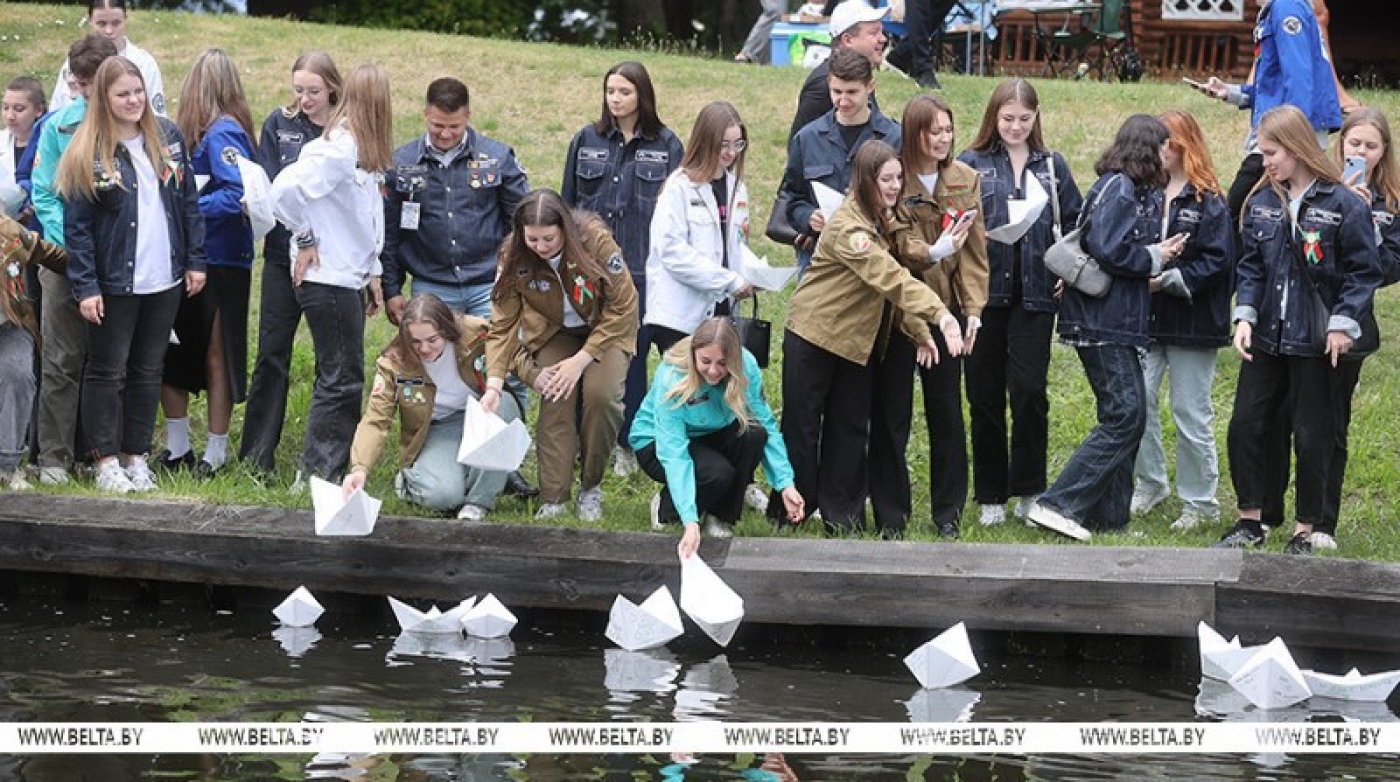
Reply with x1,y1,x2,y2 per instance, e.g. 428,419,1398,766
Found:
272,626,321,658
604,648,681,698
1196,677,1400,723
904,687,981,722
674,655,739,720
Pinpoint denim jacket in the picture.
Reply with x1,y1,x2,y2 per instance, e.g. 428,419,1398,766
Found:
1057,174,1165,348
1234,180,1381,357
381,129,530,297
64,117,207,301
781,108,901,241
959,145,1081,312
1147,185,1235,348
1370,191,1400,287
256,108,321,267
561,122,683,277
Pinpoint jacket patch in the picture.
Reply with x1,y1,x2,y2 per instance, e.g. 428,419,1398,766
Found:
1376,211,1395,227
220,146,240,167
1176,208,1202,224
1304,207,1341,226
1281,15,1303,35
606,252,625,274
1250,205,1284,222
578,147,608,161
636,149,669,163
275,130,304,145
849,231,872,252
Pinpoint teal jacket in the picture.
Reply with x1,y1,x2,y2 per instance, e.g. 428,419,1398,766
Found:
630,348,794,524
32,99,86,247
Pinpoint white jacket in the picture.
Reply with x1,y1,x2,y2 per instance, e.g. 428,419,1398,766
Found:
270,122,383,290
0,128,16,187
645,168,750,334
52,39,166,116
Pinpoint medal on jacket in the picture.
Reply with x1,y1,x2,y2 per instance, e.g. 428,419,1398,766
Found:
4,257,22,303
1302,229,1323,264
572,273,596,305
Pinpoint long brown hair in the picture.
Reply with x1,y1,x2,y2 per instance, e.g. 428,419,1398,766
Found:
901,94,955,176
1160,109,1221,199
679,101,746,184
177,48,256,153
966,78,1045,154
663,317,752,431
285,50,341,116
325,63,393,173
384,293,462,366
595,61,665,139
849,140,900,230
1247,105,1343,209
55,56,166,202
1336,107,1400,213
492,189,605,303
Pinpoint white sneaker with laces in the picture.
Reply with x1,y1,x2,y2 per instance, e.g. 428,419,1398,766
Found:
744,483,769,513
125,458,158,492
456,503,487,521
39,465,71,485
649,492,664,531
535,502,568,520
2,469,32,491
1169,508,1215,532
1026,501,1092,542
1309,531,1338,550
703,515,733,539
1130,485,1171,515
979,504,1006,526
611,446,638,478
96,460,135,494
577,486,604,522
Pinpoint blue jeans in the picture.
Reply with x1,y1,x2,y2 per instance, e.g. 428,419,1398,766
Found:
294,281,364,481
1038,343,1146,531
1134,344,1220,518
397,396,520,512
0,324,36,471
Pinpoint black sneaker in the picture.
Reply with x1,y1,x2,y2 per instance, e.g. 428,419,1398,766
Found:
1210,520,1266,549
914,71,943,90
156,449,196,473
936,521,960,540
1283,533,1314,555
503,470,538,499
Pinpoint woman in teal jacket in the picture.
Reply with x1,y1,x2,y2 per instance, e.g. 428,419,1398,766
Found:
630,317,804,557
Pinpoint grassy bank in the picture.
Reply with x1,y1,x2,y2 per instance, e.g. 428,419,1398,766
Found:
4,5,1399,558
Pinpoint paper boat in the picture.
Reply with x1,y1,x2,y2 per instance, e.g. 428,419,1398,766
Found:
679,554,745,647
904,622,980,689
1195,677,1314,722
812,181,844,218
606,586,684,651
1228,637,1312,710
1301,668,1400,703
457,396,532,472
272,626,322,658
603,648,681,695
986,172,1047,245
739,245,798,291
905,688,981,723
235,154,276,241
1198,620,1247,680
462,593,518,638
273,585,325,627
387,595,476,634
311,476,381,536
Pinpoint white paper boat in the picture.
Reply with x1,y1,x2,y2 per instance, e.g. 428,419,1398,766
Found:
986,171,1048,245
738,245,798,291
903,621,981,689
1198,620,1247,680
311,476,381,536
273,585,324,627
272,626,321,658
457,396,532,472
606,586,684,651
812,181,845,218
1301,667,1400,703
387,595,476,634
905,688,981,723
235,154,275,241
1195,676,1314,721
679,554,745,647
603,648,681,695
1228,637,1312,710
462,593,518,638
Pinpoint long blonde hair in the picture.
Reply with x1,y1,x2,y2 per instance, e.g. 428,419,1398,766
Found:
1249,105,1343,208
1335,107,1400,213
662,318,751,431
177,48,256,152
679,101,746,184
55,56,166,202
325,63,393,173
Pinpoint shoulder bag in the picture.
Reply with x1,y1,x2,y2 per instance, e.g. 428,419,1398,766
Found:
765,187,800,246
1044,163,1114,298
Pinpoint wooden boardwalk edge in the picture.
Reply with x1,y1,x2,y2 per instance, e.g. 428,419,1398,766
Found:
2,495,1398,652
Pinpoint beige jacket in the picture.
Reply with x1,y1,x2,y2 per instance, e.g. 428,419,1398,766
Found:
890,159,990,321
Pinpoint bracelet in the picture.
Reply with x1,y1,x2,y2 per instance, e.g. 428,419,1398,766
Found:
295,230,319,249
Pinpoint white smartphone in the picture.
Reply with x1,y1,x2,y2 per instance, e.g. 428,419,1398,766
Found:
955,209,978,229
1344,155,1368,187
1181,77,1207,90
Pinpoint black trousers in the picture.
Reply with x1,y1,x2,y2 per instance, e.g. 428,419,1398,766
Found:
886,0,959,78
636,420,767,525
868,333,916,534
1227,153,1265,228
964,305,1055,503
919,324,969,527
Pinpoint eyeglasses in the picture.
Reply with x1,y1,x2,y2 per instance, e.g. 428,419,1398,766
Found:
720,139,748,152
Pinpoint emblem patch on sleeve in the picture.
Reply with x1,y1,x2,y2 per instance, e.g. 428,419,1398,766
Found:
606,252,625,274
221,146,240,167
1282,16,1303,35
849,231,872,252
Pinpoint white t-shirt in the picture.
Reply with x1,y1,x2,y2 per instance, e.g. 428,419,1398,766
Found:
424,342,472,420
918,172,939,196
121,136,177,295
546,254,586,328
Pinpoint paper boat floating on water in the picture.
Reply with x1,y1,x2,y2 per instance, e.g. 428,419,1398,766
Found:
388,595,476,634
462,593,517,638
273,585,324,627
272,626,322,658
1301,667,1400,703
457,396,532,472
1198,620,1265,682
679,554,745,647
1228,637,1312,710
606,586,684,651
904,621,981,689
310,476,381,536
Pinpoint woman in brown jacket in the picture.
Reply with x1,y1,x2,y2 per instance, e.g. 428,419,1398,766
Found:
778,140,961,535
481,189,639,523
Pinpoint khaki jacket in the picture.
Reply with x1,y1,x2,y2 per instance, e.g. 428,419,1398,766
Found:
486,215,639,383
890,159,990,321
786,199,950,366
349,314,491,474
1,214,67,336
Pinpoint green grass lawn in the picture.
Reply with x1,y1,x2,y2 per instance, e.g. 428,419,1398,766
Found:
4,5,1399,558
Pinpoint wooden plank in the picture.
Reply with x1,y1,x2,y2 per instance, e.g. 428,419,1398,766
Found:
1216,554,1400,651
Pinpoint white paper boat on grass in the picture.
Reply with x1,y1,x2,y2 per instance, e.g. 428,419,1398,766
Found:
603,648,681,695
606,586,684,651
679,554,745,647
273,585,324,627
462,593,517,638
1301,667,1400,703
310,476,381,536
738,245,798,292
905,688,981,723
903,621,980,689
1228,637,1312,710
457,396,532,472
388,595,476,634
272,626,322,658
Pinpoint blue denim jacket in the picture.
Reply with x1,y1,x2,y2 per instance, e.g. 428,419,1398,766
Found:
959,145,1081,313
561,122,683,277
1057,174,1164,348
781,108,901,240
1371,191,1400,287
256,108,321,268
1147,185,1235,348
381,129,530,297
63,117,207,301
1235,180,1381,357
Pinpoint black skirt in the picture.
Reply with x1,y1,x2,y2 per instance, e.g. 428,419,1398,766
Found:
162,265,252,402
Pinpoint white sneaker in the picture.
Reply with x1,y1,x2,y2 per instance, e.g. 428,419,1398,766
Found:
1026,501,1092,542
1130,485,1170,515
649,492,664,531
744,483,769,513
577,486,604,523
1169,508,1215,532
2,469,32,491
96,460,135,494
125,458,158,492
535,502,568,520
456,503,487,521
611,446,638,478
38,465,71,485
1011,495,1036,521
290,470,309,496
979,504,1006,526
703,515,733,539
1309,531,1338,550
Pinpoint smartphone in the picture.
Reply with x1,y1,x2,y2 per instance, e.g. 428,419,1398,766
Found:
955,209,978,229
1181,77,1206,90
1344,155,1368,187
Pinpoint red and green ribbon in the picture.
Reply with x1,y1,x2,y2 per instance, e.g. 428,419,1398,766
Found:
1302,229,1323,264
572,274,596,305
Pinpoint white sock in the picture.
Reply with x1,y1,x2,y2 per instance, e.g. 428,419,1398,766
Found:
165,418,191,458
204,433,229,469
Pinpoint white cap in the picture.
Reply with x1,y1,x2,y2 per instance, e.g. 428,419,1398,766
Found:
828,1,888,37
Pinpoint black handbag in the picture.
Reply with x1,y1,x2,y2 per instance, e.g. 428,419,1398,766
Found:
732,294,772,368
765,188,800,246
